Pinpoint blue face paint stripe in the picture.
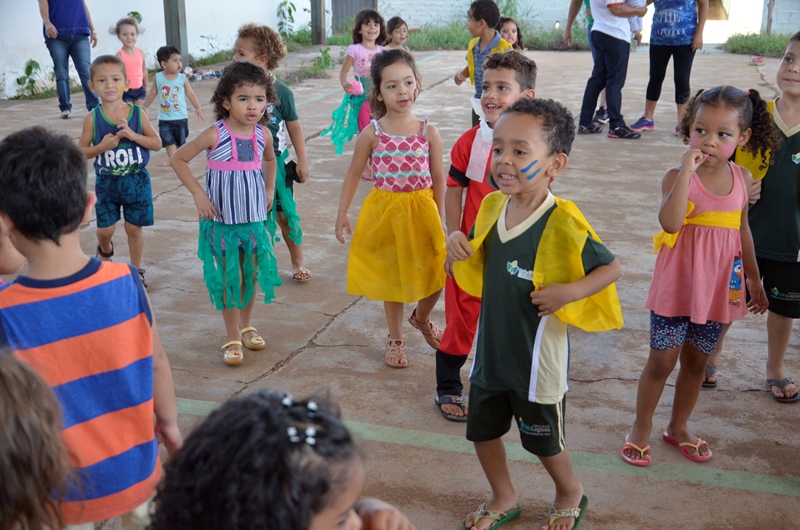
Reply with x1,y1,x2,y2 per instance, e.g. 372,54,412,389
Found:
526,168,541,180
521,159,540,180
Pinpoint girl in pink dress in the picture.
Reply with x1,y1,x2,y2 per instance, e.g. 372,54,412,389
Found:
335,49,446,369
621,86,777,467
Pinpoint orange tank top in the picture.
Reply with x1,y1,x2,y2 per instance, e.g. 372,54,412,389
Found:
119,47,144,89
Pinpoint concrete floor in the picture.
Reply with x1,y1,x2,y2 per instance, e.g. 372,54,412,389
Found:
1,45,798,529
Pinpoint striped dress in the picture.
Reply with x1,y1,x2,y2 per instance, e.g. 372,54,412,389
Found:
198,120,281,309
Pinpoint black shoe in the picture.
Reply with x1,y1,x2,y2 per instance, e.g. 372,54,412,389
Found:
578,123,603,134
593,107,609,124
138,268,148,289
608,125,641,139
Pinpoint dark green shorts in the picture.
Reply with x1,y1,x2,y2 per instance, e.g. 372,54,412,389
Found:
466,383,566,457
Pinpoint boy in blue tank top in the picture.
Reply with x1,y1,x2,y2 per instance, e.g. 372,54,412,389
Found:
143,46,205,167
78,55,162,287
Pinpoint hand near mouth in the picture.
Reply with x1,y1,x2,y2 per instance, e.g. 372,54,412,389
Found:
680,148,708,173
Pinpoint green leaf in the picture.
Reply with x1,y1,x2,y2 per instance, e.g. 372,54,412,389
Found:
17,76,27,85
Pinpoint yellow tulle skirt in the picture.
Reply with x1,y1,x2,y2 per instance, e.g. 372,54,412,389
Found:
348,188,446,303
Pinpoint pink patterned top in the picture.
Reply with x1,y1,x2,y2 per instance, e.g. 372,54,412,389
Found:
347,44,384,78
646,162,748,324
370,119,433,193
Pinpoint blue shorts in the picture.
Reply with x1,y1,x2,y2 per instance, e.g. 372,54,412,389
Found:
159,119,189,147
123,86,147,103
649,312,725,355
95,169,154,228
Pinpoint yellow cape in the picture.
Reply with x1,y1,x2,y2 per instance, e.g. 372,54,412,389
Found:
734,99,774,181
453,192,624,331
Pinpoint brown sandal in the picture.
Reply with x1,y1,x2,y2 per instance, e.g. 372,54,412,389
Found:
408,309,442,349
385,338,407,368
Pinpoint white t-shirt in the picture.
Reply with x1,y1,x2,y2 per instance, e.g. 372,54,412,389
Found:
590,0,631,42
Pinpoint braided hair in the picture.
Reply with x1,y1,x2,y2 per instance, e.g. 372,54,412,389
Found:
678,86,781,170
148,390,360,530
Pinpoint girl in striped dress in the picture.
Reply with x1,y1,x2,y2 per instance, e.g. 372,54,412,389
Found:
171,62,281,366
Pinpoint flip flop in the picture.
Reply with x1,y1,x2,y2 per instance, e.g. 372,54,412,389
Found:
621,435,651,467
546,495,588,530
662,432,712,462
435,395,468,422
767,378,800,403
461,502,520,530
702,365,718,389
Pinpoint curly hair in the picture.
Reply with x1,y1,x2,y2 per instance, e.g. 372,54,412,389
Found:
237,23,287,71
110,16,143,36
499,98,576,156
211,61,275,121
0,355,70,530
483,50,537,90
148,390,361,530
470,0,501,28
352,9,386,45
497,17,524,50
679,86,782,170
370,49,421,119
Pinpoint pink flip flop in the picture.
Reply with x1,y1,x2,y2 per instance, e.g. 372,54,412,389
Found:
621,435,652,467
662,432,712,463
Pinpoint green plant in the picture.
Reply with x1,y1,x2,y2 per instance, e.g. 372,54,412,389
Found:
313,47,335,69
724,32,792,58
278,0,296,37
127,11,143,24
16,60,44,97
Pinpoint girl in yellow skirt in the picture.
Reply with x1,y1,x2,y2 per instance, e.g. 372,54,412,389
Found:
335,49,446,368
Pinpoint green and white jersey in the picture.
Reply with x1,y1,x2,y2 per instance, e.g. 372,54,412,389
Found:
469,194,615,404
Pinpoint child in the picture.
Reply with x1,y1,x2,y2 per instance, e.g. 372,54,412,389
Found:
437,50,537,422
0,126,182,527
142,45,205,167
322,9,386,157
335,49,446,368
621,86,775,467
0,355,69,530
497,16,524,50
148,390,416,530
448,98,622,530
385,16,410,50
453,0,513,127
0,233,25,283
626,0,646,45
78,55,161,288
113,17,147,105
733,32,800,403
170,61,281,366
234,23,312,282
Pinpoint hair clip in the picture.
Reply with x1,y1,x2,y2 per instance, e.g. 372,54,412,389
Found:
288,426,300,443
305,427,317,446
745,90,751,96
307,401,318,417
281,395,293,407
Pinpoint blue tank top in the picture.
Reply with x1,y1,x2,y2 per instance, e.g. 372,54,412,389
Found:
650,0,699,46
92,105,150,177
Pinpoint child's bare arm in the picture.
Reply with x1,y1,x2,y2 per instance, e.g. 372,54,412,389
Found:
336,125,378,243
738,167,768,313
445,186,464,235
116,108,162,151
142,77,158,109
141,57,148,99
262,128,277,212
530,258,622,317
454,66,469,85
149,304,182,457
426,124,446,220
340,55,356,91
355,498,417,530
285,119,309,182
78,112,119,158
659,149,705,233
171,126,219,219
184,77,205,121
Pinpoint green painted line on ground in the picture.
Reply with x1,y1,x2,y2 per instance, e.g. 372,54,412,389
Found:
177,397,800,498
295,52,444,108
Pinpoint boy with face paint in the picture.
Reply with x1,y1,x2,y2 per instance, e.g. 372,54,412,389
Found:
435,51,537,422
448,98,622,530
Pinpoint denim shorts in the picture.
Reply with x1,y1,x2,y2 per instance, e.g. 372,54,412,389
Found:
158,119,189,147
649,312,725,355
122,86,147,103
95,169,154,228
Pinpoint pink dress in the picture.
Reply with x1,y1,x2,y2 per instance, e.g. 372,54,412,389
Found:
347,44,383,131
646,162,748,324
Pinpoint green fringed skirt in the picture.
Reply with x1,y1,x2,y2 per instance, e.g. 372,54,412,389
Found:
320,75,371,155
198,219,282,310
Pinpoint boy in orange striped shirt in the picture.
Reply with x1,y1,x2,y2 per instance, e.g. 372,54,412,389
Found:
0,127,181,527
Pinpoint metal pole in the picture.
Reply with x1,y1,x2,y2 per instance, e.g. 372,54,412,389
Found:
163,0,189,67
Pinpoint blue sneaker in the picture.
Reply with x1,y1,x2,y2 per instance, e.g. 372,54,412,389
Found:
630,116,655,131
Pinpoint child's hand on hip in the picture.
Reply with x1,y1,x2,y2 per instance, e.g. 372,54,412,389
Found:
335,213,352,243
446,231,472,260
530,283,577,316
192,193,218,221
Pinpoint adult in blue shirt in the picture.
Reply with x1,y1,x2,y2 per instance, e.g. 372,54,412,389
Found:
38,0,100,118
630,0,708,133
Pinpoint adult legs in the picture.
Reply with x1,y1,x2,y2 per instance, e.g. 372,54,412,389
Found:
643,44,672,120
599,32,632,130
578,31,609,127
586,23,607,111
68,34,99,111
671,44,696,124
766,311,797,399
45,36,72,113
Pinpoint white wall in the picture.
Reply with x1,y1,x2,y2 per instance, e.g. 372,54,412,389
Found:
762,0,800,34
375,0,566,30
0,0,332,99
